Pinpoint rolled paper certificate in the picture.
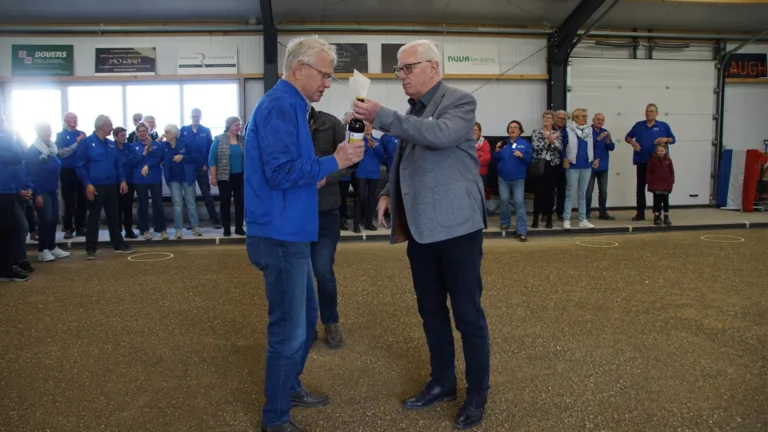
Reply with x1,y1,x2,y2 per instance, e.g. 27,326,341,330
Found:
349,69,371,106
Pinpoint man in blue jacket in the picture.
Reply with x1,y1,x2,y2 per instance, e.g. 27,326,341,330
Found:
586,113,616,221
625,103,676,221
56,112,88,239
180,108,221,229
0,113,29,282
244,36,364,432
75,115,134,259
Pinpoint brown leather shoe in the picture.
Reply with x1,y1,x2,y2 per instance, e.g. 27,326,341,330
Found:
291,387,329,408
261,416,304,432
325,324,343,349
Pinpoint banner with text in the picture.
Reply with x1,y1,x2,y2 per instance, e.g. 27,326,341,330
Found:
95,47,156,75
12,44,74,76
177,45,237,74
333,43,368,73
443,45,499,75
724,53,767,79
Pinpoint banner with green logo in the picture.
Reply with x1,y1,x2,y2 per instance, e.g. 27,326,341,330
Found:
443,45,499,75
12,45,74,76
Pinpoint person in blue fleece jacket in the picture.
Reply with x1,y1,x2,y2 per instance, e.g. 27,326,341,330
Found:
162,124,202,238
24,122,71,262
55,112,88,238
586,113,616,221
353,122,382,233
130,121,167,240
243,36,364,432
75,115,134,259
493,120,533,241
112,127,137,239
0,114,31,282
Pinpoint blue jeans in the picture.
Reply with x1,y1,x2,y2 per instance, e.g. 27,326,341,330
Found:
35,192,60,252
135,182,166,233
310,210,341,324
196,169,219,224
246,236,318,427
497,177,527,235
564,168,591,222
168,182,199,231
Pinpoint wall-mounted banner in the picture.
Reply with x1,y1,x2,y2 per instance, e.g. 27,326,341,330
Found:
333,43,368,73
443,45,499,74
724,53,767,79
12,44,74,76
95,47,156,75
381,43,440,74
178,45,237,74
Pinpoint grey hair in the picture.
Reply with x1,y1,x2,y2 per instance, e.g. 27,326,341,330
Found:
142,115,155,123
398,39,442,76
283,35,337,76
542,110,556,121
94,114,111,130
34,121,51,134
164,124,179,137
646,103,659,111
225,116,241,132
555,110,568,118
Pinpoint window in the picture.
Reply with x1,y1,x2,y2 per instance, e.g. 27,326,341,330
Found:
182,83,239,136
67,85,124,133
125,84,181,133
9,88,62,146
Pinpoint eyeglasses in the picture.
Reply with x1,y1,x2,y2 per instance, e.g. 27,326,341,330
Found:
393,61,432,77
301,62,334,81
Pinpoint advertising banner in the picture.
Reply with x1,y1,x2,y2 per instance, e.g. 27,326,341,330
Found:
12,44,74,76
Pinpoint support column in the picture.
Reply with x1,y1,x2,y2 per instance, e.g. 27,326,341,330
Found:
260,0,278,92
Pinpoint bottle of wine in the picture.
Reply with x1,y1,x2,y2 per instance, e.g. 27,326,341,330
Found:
346,97,366,169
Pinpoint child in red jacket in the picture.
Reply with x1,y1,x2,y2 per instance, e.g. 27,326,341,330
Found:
646,144,675,226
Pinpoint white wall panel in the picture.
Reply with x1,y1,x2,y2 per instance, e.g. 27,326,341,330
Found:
722,43,768,151
0,35,263,76
568,58,716,208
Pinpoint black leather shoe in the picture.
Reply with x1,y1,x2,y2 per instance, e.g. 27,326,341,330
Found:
402,382,457,409
454,394,487,430
325,323,343,349
599,213,616,221
261,416,304,432
291,387,329,408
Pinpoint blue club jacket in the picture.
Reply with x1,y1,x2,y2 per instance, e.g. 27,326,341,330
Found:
245,79,340,242
180,124,213,170
24,145,62,195
55,128,86,169
75,134,126,187
592,127,615,172
129,140,165,185
356,136,382,180
0,129,27,194
163,138,200,186
493,137,533,182
378,134,399,174
625,120,676,165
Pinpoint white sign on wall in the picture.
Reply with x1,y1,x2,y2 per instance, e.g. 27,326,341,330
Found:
177,45,238,75
443,45,500,74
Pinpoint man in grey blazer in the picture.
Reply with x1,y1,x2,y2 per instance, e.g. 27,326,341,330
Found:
352,39,490,430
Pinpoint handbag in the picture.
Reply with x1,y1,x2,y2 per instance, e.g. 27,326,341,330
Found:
528,158,546,178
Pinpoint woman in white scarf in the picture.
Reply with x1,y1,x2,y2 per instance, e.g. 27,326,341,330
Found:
24,121,71,262
562,108,598,229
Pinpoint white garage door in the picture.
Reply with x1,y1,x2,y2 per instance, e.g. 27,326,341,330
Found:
568,58,716,208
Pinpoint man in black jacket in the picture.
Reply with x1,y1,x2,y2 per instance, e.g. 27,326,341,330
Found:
309,107,352,348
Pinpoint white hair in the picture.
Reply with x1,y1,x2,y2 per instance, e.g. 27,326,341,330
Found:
398,40,442,76
283,35,337,76
34,121,51,134
164,124,179,136
142,115,155,122
94,115,111,130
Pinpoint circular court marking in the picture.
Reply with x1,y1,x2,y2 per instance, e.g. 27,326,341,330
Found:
576,240,619,248
700,235,745,243
127,252,175,262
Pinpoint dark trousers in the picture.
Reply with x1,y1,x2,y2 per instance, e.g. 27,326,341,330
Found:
197,169,219,224
24,201,36,234
135,182,166,233
246,236,317,427
555,164,566,217
338,180,352,223
85,185,124,252
13,200,29,264
117,183,135,234
0,194,20,277
354,177,378,226
586,171,609,218
310,210,341,325
60,167,87,232
653,193,670,214
406,229,490,397
35,192,60,252
218,173,244,232
636,163,648,216
533,163,558,221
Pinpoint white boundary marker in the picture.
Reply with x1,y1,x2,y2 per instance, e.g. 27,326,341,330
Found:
576,240,619,248
700,235,745,243
127,252,175,262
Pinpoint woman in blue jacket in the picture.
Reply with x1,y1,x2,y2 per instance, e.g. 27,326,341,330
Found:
209,116,245,237
130,122,168,240
0,117,30,282
24,122,71,262
162,124,202,239
113,127,138,239
353,122,381,233
493,120,533,242
561,108,597,229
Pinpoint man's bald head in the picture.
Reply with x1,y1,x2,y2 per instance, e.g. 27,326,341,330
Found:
63,112,78,129
593,113,605,129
